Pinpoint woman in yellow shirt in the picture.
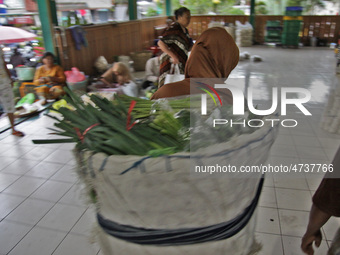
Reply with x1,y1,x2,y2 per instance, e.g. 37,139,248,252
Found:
33,52,66,97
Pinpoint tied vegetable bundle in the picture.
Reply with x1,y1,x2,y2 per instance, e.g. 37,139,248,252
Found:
33,88,261,156
33,88,193,156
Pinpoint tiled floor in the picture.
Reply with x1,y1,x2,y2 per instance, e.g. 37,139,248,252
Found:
0,46,340,255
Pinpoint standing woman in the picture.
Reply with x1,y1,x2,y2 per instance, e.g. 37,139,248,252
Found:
157,7,193,88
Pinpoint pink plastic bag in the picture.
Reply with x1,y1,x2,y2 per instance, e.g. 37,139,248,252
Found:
65,67,86,83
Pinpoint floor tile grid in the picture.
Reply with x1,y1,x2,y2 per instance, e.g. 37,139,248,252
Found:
265,118,333,253
1,159,96,254
0,115,97,254
48,208,92,255
19,117,99,253
1,173,83,252
256,169,286,254
0,146,77,213
272,168,294,254
272,177,332,253
274,126,335,252
0,177,50,219
0,190,57,254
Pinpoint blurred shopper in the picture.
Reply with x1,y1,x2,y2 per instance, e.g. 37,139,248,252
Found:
157,7,193,88
10,47,26,68
0,48,24,137
9,47,26,77
142,54,160,89
301,146,340,255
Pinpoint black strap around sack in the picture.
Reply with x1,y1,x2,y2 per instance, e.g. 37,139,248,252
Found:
97,177,264,246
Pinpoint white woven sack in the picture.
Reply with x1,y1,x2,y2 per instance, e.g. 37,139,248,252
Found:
94,56,109,73
75,116,279,255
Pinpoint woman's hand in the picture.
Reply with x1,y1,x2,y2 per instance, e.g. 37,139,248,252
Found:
49,76,59,83
301,229,322,255
171,55,180,65
39,77,47,84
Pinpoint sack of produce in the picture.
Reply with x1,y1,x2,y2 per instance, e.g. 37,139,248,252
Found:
94,56,109,73
33,89,279,255
235,21,253,47
130,51,153,71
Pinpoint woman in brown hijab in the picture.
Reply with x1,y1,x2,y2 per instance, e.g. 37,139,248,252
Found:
152,27,239,100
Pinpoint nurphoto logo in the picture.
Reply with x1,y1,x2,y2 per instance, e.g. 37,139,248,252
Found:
199,83,312,128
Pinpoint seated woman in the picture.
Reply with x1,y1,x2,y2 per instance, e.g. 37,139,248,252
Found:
151,27,239,102
33,52,66,98
97,63,118,87
98,62,138,97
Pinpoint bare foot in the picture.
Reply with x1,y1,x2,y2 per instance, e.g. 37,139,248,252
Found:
12,130,25,137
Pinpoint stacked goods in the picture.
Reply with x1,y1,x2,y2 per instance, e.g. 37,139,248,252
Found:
118,55,131,71
34,89,279,255
208,21,235,41
320,84,340,134
130,51,153,72
265,20,282,43
282,6,303,47
94,56,109,73
225,23,236,41
235,21,253,47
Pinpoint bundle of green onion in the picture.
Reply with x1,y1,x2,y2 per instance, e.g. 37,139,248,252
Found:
33,89,262,156
33,88,192,156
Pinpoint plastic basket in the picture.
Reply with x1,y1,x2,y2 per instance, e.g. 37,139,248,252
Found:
265,37,282,42
285,10,303,16
283,16,303,20
266,20,281,27
282,31,300,38
130,51,153,71
286,6,303,11
16,67,36,81
283,20,302,26
266,27,283,31
283,20,302,34
266,31,281,37
283,29,300,35
66,77,88,95
282,37,300,45
282,34,301,40
283,29,301,36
